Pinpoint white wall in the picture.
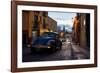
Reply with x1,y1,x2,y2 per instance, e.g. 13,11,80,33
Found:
0,0,99,73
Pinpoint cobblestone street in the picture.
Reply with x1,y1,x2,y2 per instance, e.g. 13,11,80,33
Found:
23,34,90,62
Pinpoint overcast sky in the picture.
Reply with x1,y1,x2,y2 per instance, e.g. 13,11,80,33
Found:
48,11,76,27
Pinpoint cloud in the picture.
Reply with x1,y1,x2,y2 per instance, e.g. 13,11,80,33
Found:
57,19,72,24
48,11,76,27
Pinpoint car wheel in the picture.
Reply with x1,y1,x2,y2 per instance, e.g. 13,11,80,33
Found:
30,48,34,54
30,47,36,54
56,41,62,50
51,45,56,52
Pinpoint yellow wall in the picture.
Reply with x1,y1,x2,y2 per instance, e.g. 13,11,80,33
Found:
23,11,50,37
29,11,34,38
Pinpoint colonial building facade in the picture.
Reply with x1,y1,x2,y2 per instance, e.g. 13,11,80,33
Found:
72,13,90,49
22,11,57,46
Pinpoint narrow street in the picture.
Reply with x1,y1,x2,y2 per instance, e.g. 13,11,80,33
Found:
22,34,90,62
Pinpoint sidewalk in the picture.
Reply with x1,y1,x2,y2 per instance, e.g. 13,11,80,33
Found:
71,42,90,59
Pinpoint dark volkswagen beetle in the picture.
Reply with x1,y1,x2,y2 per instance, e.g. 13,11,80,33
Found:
31,32,62,52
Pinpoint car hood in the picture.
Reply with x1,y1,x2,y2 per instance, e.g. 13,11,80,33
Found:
32,37,54,45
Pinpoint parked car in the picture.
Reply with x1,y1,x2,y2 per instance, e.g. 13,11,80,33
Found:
31,32,62,53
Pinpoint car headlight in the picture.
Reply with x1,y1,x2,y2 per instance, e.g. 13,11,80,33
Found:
48,46,51,48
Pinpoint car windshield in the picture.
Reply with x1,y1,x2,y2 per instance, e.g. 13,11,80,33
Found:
41,32,57,38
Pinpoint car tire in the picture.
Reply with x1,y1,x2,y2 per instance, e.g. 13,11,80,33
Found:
30,48,33,54
56,41,62,50
30,47,36,54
